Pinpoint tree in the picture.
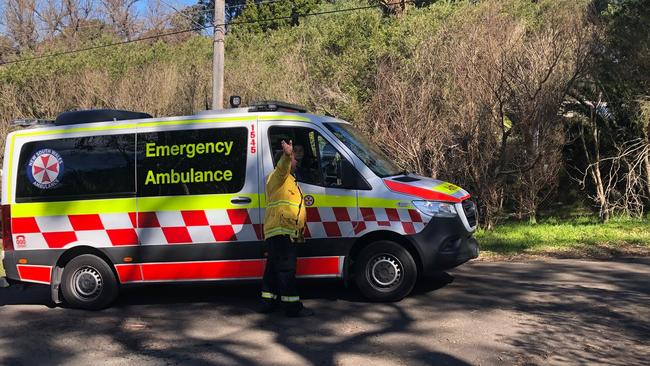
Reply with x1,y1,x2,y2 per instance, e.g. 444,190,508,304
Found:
195,0,322,32
597,0,650,201
2,0,38,51
99,0,141,40
565,0,650,220
0,34,16,62
197,0,247,25
370,0,410,17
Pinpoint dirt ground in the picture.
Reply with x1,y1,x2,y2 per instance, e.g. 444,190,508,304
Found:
1,257,649,365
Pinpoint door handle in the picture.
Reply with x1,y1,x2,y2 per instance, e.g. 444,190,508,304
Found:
231,196,252,205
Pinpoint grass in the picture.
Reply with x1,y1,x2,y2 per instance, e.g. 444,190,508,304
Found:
476,216,650,259
0,248,4,277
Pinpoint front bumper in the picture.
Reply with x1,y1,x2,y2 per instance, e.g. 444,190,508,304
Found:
409,215,479,274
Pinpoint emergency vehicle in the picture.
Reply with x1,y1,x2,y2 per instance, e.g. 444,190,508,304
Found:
1,101,478,309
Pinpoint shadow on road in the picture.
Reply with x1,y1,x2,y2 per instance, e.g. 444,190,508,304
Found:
428,258,650,365
1,259,648,365
0,273,474,365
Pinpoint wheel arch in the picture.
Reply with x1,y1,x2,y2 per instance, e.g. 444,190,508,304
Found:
347,230,423,277
55,246,117,274
50,246,119,304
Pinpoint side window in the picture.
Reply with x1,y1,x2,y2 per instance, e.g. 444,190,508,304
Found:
137,127,247,197
16,134,135,202
268,126,349,188
317,134,345,187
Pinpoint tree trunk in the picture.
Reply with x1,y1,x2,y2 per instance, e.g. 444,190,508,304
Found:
643,129,650,201
580,116,610,222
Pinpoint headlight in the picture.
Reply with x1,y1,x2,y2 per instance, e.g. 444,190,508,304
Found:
412,200,458,218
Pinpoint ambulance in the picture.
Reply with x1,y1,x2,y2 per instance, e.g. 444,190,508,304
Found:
1,101,478,309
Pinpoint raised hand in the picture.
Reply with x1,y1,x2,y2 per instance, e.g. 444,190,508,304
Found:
281,139,293,156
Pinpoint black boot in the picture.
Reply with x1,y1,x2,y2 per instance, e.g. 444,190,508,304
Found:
285,303,315,318
257,299,279,314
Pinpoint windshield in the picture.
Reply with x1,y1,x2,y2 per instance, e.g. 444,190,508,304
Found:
324,122,402,178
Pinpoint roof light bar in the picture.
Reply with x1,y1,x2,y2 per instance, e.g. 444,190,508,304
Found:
248,100,308,113
11,119,54,127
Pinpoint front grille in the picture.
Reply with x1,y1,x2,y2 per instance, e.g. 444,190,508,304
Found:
462,200,477,228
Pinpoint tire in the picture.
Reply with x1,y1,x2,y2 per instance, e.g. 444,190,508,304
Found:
354,240,418,302
60,254,119,310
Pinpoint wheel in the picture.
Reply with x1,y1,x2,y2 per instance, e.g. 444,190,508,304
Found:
60,254,118,310
354,240,418,302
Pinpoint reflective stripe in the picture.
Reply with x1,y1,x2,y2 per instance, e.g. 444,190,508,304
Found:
260,194,411,209
266,200,300,208
258,115,310,122
138,194,257,211
384,179,461,203
261,291,277,299
7,135,16,200
280,296,300,303
12,198,135,218
433,182,461,195
264,227,296,237
358,196,414,209
11,194,258,218
12,117,255,139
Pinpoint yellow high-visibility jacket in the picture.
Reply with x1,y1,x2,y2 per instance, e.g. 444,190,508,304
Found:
263,153,306,241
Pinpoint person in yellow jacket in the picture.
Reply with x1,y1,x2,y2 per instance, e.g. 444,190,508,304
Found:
259,139,314,317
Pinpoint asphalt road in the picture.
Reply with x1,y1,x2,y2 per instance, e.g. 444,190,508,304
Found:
1,258,649,366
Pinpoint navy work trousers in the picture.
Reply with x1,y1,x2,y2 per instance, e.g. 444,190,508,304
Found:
261,234,301,310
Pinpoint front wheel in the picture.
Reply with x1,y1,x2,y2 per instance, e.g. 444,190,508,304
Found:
354,241,418,302
60,254,119,310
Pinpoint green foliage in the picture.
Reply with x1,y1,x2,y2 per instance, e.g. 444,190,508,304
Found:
1,0,644,227
476,216,650,256
0,37,213,85
226,0,463,119
196,0,322,30
234,0,323,33
597,0,650,131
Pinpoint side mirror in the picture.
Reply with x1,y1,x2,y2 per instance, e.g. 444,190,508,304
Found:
341,160,371,190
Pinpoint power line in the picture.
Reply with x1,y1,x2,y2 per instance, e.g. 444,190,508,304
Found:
0,0,414,67
159,0,206,29
0,0,286,42
187,0,332,16
3,0,330,38
225,0,295,10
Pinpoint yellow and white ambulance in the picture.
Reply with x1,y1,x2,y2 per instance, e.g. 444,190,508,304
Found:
1,102,478,309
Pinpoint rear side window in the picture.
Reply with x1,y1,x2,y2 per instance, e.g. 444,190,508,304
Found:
16,134,136,202
137,127,247,197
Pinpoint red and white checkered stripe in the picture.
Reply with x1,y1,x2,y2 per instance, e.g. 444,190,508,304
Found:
11,208,262,250
12,206,427,249
303,207,428,239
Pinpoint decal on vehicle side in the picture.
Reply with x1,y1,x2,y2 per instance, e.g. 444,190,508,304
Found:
27,149,64,189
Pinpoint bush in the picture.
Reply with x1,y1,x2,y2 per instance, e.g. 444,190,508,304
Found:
0,0,603,227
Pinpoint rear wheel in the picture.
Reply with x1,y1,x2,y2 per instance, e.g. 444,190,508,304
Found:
60,254,118,310
354,241,418,302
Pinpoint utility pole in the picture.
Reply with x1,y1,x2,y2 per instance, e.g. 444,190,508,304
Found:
212,0,225,109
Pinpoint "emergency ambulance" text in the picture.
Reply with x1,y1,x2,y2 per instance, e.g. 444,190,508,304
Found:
144,168,233,185
145,141,234,158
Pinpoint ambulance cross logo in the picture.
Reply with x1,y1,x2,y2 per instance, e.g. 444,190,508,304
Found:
16,235,26,248
304,195,314,207
27,149,64,189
